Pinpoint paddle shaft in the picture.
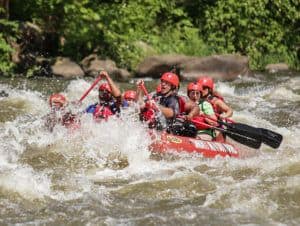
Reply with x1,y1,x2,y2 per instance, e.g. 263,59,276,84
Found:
191,118,261,148
139,82,160,111
79,75,102,102
139,82,151,100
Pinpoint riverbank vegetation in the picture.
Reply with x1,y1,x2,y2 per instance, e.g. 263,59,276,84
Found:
0,0,299,76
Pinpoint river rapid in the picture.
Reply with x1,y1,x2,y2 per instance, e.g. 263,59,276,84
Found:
0,72,299,225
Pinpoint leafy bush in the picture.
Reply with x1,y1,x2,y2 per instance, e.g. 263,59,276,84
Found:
0,17,19,75
204,0,300,69
3,0,300,76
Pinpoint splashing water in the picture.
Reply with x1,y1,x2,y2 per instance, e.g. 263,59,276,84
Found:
0,73,299,225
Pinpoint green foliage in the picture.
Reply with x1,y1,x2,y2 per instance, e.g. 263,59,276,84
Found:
0,17,19,75
4,0,300,76
0,34,14,75
91,0,210,69
204,0,300,69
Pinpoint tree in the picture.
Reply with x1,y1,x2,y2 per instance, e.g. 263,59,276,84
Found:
204,0,299,69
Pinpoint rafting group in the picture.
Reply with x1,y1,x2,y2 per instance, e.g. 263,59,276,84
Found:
45,70,282,152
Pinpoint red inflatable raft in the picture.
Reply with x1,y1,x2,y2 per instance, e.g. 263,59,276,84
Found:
149,132,239,158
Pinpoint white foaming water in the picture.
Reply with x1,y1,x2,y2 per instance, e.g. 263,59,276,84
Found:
66,78,99,104
0,87,72,201
1,77,299,226
0,165,51,200
5,88,47,115
265,86,300,101
214,82,236,97
78,111,151,165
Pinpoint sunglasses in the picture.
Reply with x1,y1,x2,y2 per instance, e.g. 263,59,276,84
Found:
99,90,110,96
189,90,201,96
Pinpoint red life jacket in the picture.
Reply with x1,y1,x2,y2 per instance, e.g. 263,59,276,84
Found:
140,108,157,128
177,95,186,115
207,94,225,115
93,105,113,120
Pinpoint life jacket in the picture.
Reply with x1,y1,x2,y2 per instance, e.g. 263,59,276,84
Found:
93,105,113,120
61,112,80,130
177,95,186,115
207,93,225,115
195,102,217,138
140,107,157,129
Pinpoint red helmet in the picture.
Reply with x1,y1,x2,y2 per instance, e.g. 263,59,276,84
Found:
123,90,136,101
197,76,214,90
160,72,179,88
49,93,67,107
156,84,162,93
187,82,202,92
99,83,112,93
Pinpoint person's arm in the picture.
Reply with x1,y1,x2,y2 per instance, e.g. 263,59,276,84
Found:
158,105,175,118
100,71,121,98
215,99,233,118
184,100,200,120
187,105,200,120
158,96,179,119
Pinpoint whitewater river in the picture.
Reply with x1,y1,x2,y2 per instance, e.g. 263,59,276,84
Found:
0,72,299,225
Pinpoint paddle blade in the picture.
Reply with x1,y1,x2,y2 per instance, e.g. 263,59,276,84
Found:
223,121,283,149
259,128,283,149
225,131,262,149
226,123,261,139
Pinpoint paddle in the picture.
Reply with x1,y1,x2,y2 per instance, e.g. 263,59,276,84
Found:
138,81,152,101
138,81,159,110
217,117,282,149
190,117,262,149
205,114,282,149
78,74,103,103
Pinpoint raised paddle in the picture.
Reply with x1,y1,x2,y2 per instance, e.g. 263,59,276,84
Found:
205,114,282,149
78,74,103,103
138,81,152,101
190,117,262,149
138,81,159,111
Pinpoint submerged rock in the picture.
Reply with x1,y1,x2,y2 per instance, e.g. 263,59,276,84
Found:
265,63,289,73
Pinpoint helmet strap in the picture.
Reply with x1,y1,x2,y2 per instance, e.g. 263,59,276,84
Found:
165,89,172,96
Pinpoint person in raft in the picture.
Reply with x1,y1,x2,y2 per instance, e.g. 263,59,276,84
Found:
184,82,219,141
122,90,137,108
85,71,122,120
45,93,78,131
197,76,233,119
138,72,198,137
